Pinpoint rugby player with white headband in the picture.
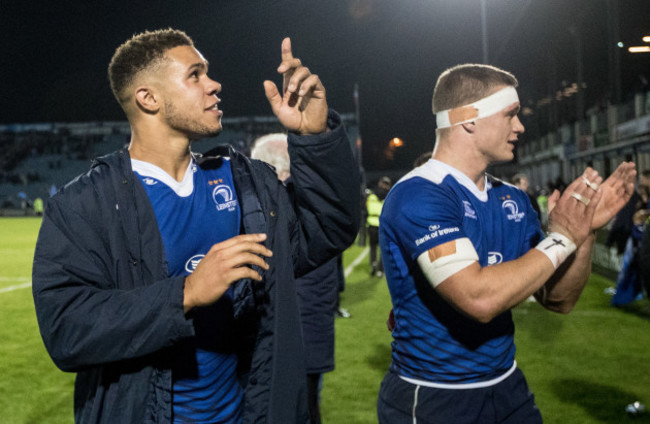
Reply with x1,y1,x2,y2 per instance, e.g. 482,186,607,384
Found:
377,64,636,424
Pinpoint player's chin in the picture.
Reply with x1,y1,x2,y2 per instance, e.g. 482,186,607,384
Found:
493,151,514,164
206,118,223,135
206,125,222,137
190,124,222,140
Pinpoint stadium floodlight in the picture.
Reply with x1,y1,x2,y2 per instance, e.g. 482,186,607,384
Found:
390,137,404,148
628,46,650,53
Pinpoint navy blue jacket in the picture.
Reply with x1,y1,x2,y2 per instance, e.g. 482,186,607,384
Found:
296,255,342,374
32,111,360,423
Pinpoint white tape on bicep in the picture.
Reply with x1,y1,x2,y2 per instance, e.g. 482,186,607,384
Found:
416,238,479,288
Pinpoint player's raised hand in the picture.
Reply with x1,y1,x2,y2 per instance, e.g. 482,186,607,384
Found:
264,38,328,135
183,233,273,313
590,161,636,230
547,168,602,247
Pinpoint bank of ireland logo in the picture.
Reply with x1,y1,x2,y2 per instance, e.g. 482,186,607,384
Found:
212,184,238,212
143,177,157,186
502,199,525,222
487,251,503,265
185,254,204,273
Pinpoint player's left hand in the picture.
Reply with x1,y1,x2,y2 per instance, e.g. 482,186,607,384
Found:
264,38,328,135
591,162,636,229
547,162,636,231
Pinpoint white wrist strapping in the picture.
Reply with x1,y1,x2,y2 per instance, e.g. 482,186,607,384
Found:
534,232,576,270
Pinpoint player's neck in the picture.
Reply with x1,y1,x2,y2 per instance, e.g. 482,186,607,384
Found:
433,143,487,190
128,124,192,182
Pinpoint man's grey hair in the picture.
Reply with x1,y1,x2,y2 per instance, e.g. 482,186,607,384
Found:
250,133,290,181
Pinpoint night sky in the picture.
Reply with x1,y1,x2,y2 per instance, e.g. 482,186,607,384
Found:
2,0,649,170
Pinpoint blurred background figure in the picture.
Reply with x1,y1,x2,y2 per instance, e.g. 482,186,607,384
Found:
640,216,650,295
535,187,549,230
251,133,342,424
607,170,650,306
366,176,392,277
413,151,433,168
512,173,542,224
32,197,43,216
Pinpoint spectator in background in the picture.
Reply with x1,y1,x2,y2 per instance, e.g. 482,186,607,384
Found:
251,133,343,424
33,197,44,216
413,151,433,168
639,216,650,294
367,176,392,277
512,173,542,224
608,170,650,306
536,188,549,230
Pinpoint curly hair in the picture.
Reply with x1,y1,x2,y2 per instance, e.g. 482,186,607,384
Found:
108,28,193,106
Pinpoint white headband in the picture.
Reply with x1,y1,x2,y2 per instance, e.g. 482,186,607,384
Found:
436,86,520,129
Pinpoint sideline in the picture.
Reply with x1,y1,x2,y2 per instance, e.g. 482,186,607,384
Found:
0,281,32,294
344,247,369,278
1,248,371,294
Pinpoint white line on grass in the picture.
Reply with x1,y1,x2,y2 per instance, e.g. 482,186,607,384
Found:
0,250,370,294
345,247,369,278
0,282,32,294
0,250,371,295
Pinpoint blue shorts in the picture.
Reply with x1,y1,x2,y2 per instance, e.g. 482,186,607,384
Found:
377,368,543,424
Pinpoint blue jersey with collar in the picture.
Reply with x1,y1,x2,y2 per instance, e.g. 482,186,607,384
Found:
133,156,243,424
379,159,543,385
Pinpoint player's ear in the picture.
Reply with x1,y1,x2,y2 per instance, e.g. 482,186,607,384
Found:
134,86,160,114
460,121,476,134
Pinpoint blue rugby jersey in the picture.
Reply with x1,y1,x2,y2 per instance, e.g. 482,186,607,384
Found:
380,159,543,385
133,156,243,424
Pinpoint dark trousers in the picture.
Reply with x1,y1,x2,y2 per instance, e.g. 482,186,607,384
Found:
307,373,322,424
377,369,543,424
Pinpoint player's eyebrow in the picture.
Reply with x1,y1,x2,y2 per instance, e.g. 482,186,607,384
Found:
504,104,520,116
187,60,209,74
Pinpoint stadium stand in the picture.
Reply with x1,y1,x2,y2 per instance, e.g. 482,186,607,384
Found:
0,114,359,215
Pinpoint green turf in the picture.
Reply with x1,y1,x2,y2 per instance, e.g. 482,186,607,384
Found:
0,218,75,423
2,218,649,423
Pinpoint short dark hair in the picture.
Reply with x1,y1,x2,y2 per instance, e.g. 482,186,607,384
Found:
432,64,518,114
108,28,194,105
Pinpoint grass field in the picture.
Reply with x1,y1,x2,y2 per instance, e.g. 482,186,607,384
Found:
1,217,649,423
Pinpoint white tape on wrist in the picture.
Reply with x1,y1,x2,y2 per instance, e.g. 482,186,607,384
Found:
534,232,576,270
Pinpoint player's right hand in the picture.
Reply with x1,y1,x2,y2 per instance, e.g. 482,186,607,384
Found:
183,233,272,313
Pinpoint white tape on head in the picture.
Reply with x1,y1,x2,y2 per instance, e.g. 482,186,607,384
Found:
436,86,520,129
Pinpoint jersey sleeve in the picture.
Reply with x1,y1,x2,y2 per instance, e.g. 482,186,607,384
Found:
381,177,466,262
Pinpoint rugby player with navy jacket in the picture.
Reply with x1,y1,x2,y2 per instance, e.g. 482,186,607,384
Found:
376,64,636,423
32,29,359,424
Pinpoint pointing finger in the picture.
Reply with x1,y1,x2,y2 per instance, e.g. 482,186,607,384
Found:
277,58,302,74
281,37,293,63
